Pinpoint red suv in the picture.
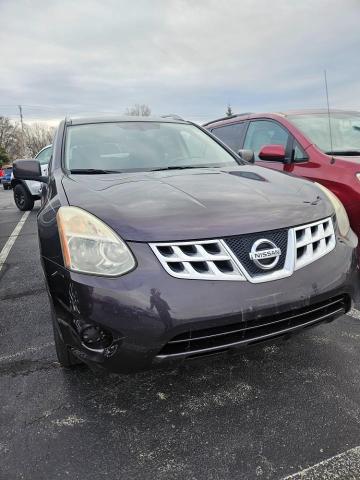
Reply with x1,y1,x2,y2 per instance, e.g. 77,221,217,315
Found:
205,110,360,256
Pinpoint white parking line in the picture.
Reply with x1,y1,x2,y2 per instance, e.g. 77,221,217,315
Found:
348,308,360,320
282,446,360,479
0,211,30,272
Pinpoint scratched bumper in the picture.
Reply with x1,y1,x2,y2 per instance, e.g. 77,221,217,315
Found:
42,234,359,373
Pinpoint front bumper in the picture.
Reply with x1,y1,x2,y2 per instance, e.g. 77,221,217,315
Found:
42,231,359,373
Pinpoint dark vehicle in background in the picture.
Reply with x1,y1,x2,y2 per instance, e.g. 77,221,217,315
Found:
205,110,360,258
11,144,52,210
1,166,13,190
13,116,358,374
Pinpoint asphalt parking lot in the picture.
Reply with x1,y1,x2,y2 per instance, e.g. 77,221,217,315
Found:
1,187,360,480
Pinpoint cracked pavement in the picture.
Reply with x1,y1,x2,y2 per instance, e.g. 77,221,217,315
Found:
1,187,360,480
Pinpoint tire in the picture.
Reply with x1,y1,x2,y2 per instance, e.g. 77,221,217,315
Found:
51,308,81,368
3,185,8,190
13,183,34,211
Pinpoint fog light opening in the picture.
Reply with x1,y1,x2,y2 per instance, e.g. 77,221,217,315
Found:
80,324,113,350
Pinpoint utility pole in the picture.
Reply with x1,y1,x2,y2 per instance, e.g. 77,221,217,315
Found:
18,105,25,156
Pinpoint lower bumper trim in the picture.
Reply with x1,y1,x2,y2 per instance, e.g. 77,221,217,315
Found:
156,295,349,360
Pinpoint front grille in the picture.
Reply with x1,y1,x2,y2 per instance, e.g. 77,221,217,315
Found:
150,216,336,283
225,229,288,276
294,217,336,270
157,295,349,358
150,239,246,281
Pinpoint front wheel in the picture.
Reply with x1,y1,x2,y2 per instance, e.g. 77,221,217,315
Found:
13,184,34,211
3,185,8,190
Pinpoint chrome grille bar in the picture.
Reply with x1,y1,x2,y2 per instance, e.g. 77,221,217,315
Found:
150,239,246,281
294,217,335,270
150,217,336,283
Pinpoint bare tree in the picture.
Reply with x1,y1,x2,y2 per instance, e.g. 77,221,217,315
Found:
125,104,151,117
23,123,55,157
0,117,55,161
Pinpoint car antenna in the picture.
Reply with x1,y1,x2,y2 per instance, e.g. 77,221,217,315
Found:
324,69,335,164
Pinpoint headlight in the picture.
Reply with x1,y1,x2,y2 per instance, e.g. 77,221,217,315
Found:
315,183,350,237
356,173,360,182
57,206,136,276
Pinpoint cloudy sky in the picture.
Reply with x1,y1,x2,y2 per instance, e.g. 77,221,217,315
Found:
0,0,359,125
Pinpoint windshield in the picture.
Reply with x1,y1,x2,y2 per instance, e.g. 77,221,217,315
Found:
288,113,360,154
64,122,241,172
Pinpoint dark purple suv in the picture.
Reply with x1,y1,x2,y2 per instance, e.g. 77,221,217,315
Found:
13,116,358,373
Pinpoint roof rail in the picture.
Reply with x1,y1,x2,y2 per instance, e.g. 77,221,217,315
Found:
160,114,185,121
202,113,253,127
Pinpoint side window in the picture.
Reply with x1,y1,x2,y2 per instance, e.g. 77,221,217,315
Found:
211,123,245,152
36,146,52,165
292,140,308,162
243,120,289,160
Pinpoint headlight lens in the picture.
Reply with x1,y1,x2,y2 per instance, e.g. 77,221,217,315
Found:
356,173,360,182
315,183,350,237
57,206,135,276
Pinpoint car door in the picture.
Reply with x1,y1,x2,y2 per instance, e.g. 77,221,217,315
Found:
242,120,292,172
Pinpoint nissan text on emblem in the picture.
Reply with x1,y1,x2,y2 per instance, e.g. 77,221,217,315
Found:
249,239,282,270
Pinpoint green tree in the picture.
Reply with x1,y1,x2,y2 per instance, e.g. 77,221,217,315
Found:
0,145,9,167
0,116,20,160
226,104,233,117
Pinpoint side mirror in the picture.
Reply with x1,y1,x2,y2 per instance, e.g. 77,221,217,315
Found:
13,159,48,183
238,149,255,164
258,144,286,162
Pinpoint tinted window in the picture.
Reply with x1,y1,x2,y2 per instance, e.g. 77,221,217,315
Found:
36,146,52,165
244,120,289,160
65,122,242,172
211,123,245,152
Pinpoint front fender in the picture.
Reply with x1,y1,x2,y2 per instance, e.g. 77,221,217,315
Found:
11,178,42,197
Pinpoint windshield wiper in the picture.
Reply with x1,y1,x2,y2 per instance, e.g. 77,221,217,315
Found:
70,168,122,174
149,165,214,172
325,150,360,156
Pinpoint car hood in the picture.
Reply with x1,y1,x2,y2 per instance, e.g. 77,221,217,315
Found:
62,166,333,242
